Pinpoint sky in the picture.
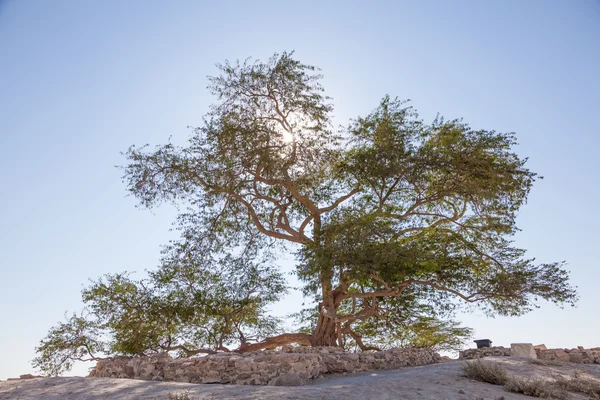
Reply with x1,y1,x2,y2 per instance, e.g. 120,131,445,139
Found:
0,0,599,380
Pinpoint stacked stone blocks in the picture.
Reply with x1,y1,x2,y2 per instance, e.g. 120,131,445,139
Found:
89,346,441,386
459,345,600,364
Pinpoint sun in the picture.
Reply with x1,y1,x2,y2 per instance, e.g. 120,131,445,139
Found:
282,130,294,143
280,113,299,144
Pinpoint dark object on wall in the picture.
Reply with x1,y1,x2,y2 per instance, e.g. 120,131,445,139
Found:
474,339,492,348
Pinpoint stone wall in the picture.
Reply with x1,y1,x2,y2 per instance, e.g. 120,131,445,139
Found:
459,346,600,364
536,347,600,364
459,347,511,360
89,346,441,386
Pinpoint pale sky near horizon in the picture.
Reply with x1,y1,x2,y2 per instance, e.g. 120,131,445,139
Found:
1,0,599,380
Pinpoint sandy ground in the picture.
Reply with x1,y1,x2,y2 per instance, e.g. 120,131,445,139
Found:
1,358,599,400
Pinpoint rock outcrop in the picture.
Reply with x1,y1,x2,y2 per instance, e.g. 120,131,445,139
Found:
89,346,441,386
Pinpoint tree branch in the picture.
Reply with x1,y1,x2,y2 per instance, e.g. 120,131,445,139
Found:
159,344,217,357
235,333,312,353
318,187,361,213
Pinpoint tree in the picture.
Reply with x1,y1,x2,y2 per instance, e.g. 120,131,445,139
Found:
120,51,576,349
33,253,288,375
32,313,106,376
36,52,576,375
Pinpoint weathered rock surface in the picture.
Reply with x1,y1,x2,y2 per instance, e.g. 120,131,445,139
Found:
510,343,537,359
88,346,440,386
7,358,600,400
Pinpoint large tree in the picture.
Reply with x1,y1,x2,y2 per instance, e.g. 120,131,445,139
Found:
119,52,575,348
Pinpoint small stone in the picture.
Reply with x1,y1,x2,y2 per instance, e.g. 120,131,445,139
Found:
271,372,305,386
553,350,570,362
569,353,584,363
19,374,40,380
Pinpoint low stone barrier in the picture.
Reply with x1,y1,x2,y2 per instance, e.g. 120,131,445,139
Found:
536,347,600,364
88,346,441,386
459,346,600,364
459,346,511,360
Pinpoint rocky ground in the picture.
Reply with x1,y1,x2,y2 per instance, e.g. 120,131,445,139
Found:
2,357,600,400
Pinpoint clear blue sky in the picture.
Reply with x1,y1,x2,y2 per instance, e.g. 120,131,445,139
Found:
1,0,598,380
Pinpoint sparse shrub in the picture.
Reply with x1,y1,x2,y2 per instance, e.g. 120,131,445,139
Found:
462,359,600,399
503,376,568,399
553,376,600,399
462,360,509,385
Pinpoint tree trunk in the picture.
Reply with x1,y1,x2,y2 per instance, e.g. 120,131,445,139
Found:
311,311,338,346
311,231,339,347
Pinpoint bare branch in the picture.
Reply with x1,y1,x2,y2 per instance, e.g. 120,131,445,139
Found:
318,187,361,213
342,324,380,351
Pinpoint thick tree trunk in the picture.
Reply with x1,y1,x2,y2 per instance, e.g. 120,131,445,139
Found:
311,311,338,346
310,230,340,347
311,282,340,347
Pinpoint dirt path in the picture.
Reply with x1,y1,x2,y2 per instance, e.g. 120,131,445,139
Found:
1,358,598,400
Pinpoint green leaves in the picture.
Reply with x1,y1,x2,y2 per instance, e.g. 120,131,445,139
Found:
32,313,104,376
33,248,287,375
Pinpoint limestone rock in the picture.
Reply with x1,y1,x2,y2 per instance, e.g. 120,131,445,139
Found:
270,372,305,386
533,344,547,350
510,343,537,359
19,374,40,380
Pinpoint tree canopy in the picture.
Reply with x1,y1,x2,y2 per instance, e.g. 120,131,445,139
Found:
34,52,576,375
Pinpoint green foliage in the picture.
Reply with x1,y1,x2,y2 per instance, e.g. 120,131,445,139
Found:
32,313,104,376
33,251,286,375
351,314,472,352
151,247,287,352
